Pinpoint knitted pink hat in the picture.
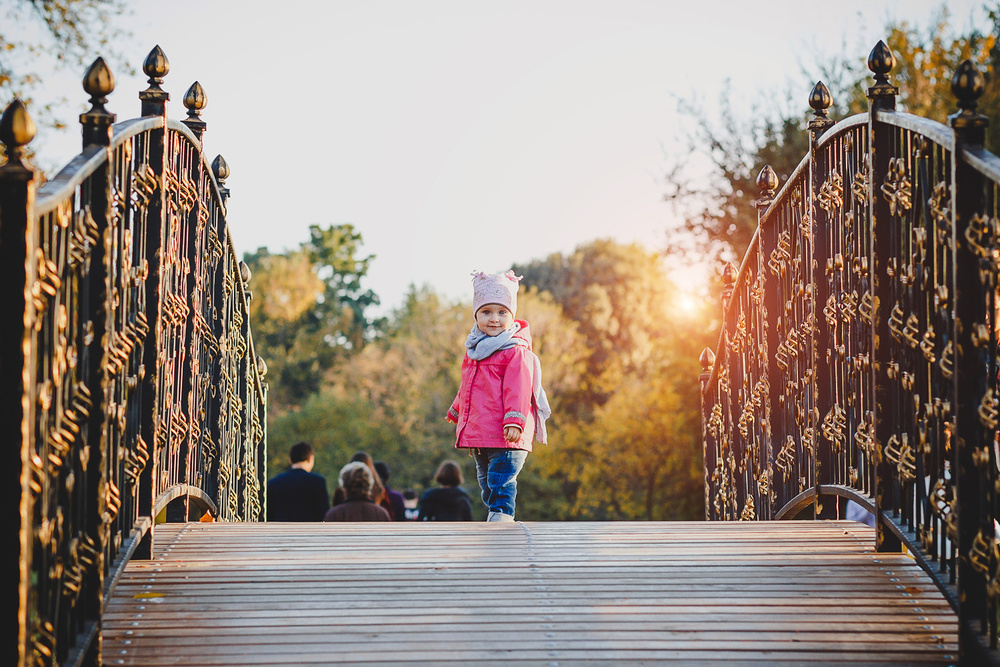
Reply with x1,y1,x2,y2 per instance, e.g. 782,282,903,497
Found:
472,270,522,316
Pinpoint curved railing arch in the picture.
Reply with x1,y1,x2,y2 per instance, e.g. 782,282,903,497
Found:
700,43,999,662
1,48,266,666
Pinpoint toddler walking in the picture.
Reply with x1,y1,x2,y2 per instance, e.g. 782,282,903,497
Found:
447,270,551,522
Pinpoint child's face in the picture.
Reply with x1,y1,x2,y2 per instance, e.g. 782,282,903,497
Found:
476,304,513,336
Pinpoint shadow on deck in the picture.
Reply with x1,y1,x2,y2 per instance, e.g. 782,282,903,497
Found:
103,521,957,666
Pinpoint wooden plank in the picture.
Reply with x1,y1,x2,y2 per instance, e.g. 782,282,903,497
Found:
102,521,959,665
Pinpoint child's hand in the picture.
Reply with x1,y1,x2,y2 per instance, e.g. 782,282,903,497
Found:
504,425,522,442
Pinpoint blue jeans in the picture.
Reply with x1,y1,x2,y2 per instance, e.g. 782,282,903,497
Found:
473,448,528,518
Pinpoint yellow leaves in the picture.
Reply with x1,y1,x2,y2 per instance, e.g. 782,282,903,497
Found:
886,17,997,123
251,250,325,323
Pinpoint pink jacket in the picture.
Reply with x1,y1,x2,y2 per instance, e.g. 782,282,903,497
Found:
447,321,535,452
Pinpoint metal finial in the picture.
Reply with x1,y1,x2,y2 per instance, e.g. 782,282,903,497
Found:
0,98,36,165
181,81,208,143
212,154,230,182
699,347,716,372
143,45,170,80
720,262,738,315
0,99,37,150
757,165,778,197
867,41,896,84
239,260,251,284
722,262,738,287
949,59,988,139
809,81,832,116
952,60,986,112
140,46,170,116
256,356,268,377
866,41,899,109
808,81,835,139
183,81,207,119
80,57,116,147
212,154,231,207
83,57,116,99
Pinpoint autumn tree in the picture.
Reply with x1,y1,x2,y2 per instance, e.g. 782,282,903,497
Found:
263,238,714,521
665,5,1000,265
515,240,716,520
515,240,688,414
267,285,469,497
244,223,380,413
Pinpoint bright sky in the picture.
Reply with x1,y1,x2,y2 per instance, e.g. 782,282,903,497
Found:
29,0,990,313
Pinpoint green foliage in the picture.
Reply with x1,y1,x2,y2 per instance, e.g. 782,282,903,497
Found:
266,285,467,496
245,223,380,412
267,390,399,485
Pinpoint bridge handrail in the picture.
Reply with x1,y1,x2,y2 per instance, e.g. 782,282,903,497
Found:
0,49,267,667
699,44,999,664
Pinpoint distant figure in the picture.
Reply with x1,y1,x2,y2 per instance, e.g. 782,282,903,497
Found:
402,489,419,521
266,442,329,522
375,461,407,521
418,460,474,521
324,462,391,522
332,451,388,511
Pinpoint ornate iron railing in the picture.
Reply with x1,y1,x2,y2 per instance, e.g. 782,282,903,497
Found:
700,42,999,663
0,47,267,667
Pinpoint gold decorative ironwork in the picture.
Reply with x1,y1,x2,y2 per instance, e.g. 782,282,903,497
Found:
821,404,848,451
978,389,999,430
855,414,875,455
775,435,796,479
919,325,936,363
929,180,952,244
697,58,1000,652
968,529,995,577
852,163,869,203
884,434,916,483
881,157,912,215
818,170,844,211
768,231,792,276
888,303,905,341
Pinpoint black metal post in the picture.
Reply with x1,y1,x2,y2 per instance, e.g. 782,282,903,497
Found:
809,82,838,519
949,59,994,661
699,348,716,520
0,98,37,667
756,166,780,518
134,53,170,559
866,41,904,553
78,57,116,664
139,46,169,118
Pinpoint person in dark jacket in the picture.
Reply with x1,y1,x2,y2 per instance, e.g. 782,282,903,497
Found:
375,461,407,521
324,462,391,522
418,460,473,521
266,442,329,522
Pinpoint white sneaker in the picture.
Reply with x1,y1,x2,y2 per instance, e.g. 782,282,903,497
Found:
487,511,514,522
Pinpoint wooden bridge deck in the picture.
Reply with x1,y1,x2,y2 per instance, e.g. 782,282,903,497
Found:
102,520,958,666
